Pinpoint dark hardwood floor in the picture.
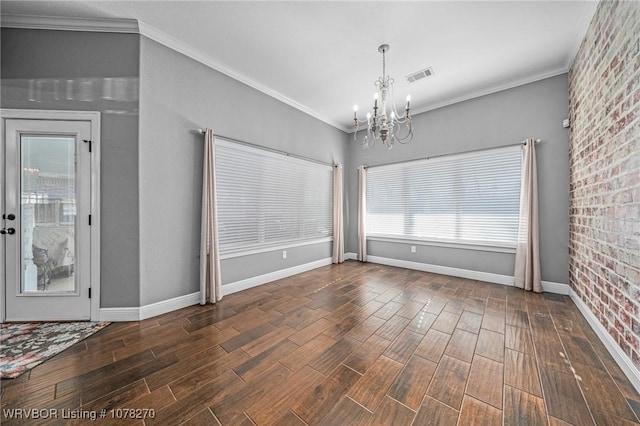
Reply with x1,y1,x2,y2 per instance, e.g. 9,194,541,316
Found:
2,260,640,425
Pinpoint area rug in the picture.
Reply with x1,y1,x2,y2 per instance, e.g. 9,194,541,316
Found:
0,322,110,379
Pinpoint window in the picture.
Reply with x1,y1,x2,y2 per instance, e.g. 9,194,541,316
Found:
215,139,333,256
366,145,522,247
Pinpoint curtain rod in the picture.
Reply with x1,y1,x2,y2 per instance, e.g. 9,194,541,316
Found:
364,138,541,169
195,128,335,168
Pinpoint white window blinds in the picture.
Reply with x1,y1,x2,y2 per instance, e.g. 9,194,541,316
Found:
366,145,522,247
215,139,333,255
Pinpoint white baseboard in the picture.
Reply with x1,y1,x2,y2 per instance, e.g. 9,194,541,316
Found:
542,280,570,295
368,255,515,286
222,257,333,296
365,255,569,295
569,288,640,394
345,252,357,260
100,292,200,322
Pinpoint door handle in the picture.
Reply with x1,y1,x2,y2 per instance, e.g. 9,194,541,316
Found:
0,228,15,235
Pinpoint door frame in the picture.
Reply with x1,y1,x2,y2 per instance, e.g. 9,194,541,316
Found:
1,109,101,322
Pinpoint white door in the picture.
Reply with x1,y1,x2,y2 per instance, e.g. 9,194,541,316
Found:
2,118,93,321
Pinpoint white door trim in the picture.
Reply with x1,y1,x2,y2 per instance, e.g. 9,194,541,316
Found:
0,109,101,321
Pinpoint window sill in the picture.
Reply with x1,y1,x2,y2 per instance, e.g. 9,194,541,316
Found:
220,237,333,260
367,235,516,254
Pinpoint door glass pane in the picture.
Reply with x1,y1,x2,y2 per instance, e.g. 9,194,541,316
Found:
21,136,76,293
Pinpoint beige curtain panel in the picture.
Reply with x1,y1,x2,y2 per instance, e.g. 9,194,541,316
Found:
514,138,542,293
332,164,344,264
358,166,367,262
200,129,223,304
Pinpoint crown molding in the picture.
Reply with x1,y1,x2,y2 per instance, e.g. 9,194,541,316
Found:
136,21,349,133
0,14,139,33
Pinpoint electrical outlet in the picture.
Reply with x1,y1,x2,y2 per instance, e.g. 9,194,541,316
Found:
410,245,416,253
282,250,287,259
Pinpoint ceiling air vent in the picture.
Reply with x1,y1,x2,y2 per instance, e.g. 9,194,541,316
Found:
406,67,434,83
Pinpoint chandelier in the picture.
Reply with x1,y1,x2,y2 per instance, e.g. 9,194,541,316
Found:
353,44,413,149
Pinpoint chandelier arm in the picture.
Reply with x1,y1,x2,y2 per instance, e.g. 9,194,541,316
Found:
393,123,414,143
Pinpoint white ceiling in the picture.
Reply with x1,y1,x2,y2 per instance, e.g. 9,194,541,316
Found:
1,1,598,132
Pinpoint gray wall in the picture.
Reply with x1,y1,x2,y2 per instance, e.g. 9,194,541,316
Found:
1,28,141,307
138,37,348,305
346,74,570,284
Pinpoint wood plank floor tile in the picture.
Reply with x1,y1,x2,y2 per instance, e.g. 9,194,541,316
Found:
246,366,325,425
431,311,461,334
572,361,638,421
425,354,471,410
308,336,361,375
273,410,306,425
466,355,503,409
481,310,505,334
456,310,483,334
444,329,478,363
169,349,250,399
387,354,438,410
119,385,176,412
558,334,605,369
465,298,487,314
505,324,535,354
374,315,411,341
81,379,148,412
383,329,424,364
475,328,505,363
280,333,336,372
145,345,227,391
348,355,404,411
444,299,466,315
369,396,416,426
504,385,547,426
170,329,239,360
414,329,451,363
288,318,335,346
233,339,299,382
373,301,404,320
413,395,459,426
272,306,329,331
396,301,426,319
292,364,362,425
81,353,179,404
423,297,447,315
507,308,531,328
343,333,392,374
178,408,219,426
211,363,292,424
458,395,503,426
405,311,438,335
220,323,277,353
539,366,595,425
240,325,297,357
318,396,372,426
532,333,573,374
504,348,542,397
149,369,244,425
345,315,386,342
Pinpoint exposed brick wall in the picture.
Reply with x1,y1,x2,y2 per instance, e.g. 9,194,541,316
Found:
569,0,640,365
